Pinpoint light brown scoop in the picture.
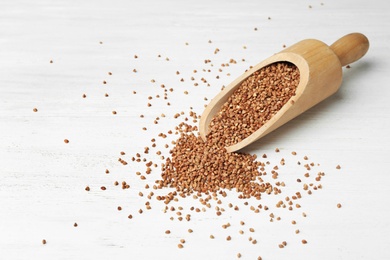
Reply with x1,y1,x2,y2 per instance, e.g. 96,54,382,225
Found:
199,33,369,152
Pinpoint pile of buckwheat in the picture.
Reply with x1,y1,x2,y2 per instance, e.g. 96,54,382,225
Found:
158,62,299,204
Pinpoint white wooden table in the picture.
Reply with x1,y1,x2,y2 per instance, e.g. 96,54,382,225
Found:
1,0,389,259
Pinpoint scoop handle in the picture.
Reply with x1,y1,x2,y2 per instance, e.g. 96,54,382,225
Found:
330,33,369,67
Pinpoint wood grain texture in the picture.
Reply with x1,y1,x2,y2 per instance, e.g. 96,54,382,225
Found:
330,33,369,66
1,0,390,259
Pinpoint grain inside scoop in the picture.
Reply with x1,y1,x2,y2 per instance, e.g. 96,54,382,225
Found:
200,33,369,152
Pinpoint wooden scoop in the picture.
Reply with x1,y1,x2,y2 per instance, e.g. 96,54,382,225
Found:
199,33,369,152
